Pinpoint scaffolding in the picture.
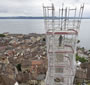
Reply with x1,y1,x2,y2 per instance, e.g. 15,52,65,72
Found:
43,4,84,85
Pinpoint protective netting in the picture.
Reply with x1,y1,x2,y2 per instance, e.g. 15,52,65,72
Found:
43,4,84,85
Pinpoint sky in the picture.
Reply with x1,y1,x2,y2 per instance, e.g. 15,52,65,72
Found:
0,0,90,17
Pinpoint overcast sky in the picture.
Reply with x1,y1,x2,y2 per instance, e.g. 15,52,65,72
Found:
0,0,89,17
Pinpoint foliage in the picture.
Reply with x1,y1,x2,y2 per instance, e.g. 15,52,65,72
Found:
77,40,80,43
16,64,22,71
77,83,80,85
0,34,5,37
76,53,88,63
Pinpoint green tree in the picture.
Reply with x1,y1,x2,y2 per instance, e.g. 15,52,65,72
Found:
16,64,22,72
77,40,80,44
76,54,88,63
79,57,88,63
0,34,5,37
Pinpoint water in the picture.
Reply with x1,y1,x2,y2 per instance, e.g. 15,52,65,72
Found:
79,20,90,50
0,19,90,50
0,19,45,34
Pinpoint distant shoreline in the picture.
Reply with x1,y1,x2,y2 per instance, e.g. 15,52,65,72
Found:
0,17,90,19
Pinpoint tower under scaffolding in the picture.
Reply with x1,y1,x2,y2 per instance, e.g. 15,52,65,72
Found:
43,4,84,85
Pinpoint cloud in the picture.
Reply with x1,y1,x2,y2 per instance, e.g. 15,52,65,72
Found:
0,0,89,17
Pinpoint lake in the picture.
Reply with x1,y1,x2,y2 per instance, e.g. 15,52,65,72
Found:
0,19,89,50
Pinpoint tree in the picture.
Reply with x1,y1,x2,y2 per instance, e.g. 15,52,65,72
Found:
77,40,80,44
76,54,88,63
0,34,5,37
16,64,22,72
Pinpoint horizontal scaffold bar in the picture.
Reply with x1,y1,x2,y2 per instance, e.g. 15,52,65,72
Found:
47,30,78,35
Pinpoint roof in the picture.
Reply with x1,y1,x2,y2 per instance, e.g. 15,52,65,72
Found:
0,74,16,85
36,74,45,80
14,82,19,85
32,60,43,65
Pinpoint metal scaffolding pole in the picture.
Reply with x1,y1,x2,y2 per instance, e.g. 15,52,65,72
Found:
43,3,84,85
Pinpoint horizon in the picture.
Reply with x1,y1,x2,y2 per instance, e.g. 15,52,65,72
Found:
0,16,90,19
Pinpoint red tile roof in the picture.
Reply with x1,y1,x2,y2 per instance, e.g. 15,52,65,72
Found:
32,60,43,65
